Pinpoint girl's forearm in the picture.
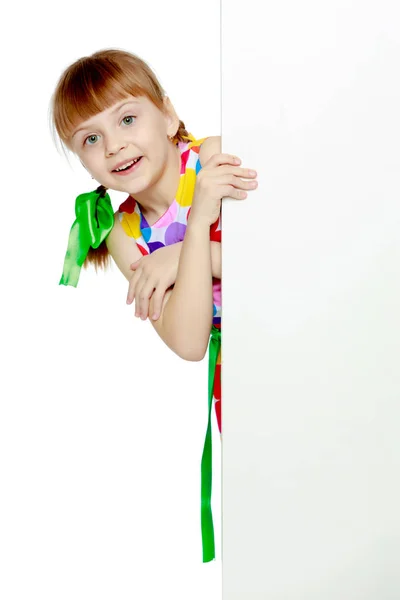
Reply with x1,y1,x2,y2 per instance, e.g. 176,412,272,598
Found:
162,219,214,360
173,240,221,279
210,241,221,279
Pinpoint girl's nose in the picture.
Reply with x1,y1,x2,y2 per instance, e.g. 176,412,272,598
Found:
105,138,127,157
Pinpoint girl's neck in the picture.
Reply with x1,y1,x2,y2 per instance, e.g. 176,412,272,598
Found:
132,142,182,225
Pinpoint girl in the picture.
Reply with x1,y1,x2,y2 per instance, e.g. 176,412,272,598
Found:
50,48,258,562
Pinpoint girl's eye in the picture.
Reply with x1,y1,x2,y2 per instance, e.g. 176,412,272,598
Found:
122,115,136,126
84,134,99,146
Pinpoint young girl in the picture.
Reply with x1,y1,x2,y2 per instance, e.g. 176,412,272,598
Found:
50,48,258,563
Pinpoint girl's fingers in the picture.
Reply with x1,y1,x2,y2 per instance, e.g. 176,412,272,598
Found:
211,165,257,179
222,174,258,190
223,187,248,199
204,153,257,182
127,277,137,304
134,280,145,316
137,280,157,319
135,278,156,319
238,180,257,192
149,288,164,321
127,270,141,304
206,153,241,168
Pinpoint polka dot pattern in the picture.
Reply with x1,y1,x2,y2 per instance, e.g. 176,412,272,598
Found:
137,244,148,257
210,218,221,243
141,227,151,243
147,241,165,253
165,222,187,245
121,211,142,240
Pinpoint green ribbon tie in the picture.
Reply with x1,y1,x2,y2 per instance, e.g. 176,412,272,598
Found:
59,186,114,287
201,325,221,562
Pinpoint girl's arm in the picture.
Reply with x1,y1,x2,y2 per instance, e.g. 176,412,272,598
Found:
200,136,222,279
106,214,213,361
106,212,213,361
142,239,221,278
149,138,224,359
210,242,221,279
149,217,213,361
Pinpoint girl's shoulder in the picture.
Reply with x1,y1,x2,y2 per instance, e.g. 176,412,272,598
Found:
198,136,221,167
105,211,143,280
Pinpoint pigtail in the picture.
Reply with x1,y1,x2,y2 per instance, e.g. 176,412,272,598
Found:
173,119,190,144
84,240,111,271
83,185,112,272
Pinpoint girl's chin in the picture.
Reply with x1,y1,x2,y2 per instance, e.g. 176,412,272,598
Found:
110,182,147,196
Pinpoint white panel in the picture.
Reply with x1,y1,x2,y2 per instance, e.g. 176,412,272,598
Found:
222,1,400,598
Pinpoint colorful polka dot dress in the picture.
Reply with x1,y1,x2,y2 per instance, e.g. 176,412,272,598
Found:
118,134,221,561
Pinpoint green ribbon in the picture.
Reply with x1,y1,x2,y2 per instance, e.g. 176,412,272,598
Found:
59,186,114,287
201,325,221,562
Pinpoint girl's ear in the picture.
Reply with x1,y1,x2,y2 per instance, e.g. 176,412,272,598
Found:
163,95,180,137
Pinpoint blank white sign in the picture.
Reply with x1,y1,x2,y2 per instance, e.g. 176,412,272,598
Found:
221,1,400,598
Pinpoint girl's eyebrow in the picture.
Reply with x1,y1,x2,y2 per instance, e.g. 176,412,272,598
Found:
72,99,140,139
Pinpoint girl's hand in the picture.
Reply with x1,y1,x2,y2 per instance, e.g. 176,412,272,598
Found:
189,154,258,227
126,243,182,320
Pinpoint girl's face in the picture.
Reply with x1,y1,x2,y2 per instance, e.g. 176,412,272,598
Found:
69,94,179,194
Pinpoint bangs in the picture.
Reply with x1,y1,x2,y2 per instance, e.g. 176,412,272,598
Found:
51,50,164,147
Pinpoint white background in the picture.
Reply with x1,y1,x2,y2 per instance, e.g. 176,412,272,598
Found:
0,2,222,598
2,2,400,599
222,1,400,598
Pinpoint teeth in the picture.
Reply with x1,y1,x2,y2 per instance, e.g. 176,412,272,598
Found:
115,157,140,172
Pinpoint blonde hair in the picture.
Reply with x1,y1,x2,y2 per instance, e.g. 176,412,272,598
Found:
50,48,190,271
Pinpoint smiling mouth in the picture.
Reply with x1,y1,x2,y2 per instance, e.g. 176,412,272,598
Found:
112,156,143,173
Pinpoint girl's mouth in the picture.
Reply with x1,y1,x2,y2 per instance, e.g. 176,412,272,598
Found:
112,156,143,176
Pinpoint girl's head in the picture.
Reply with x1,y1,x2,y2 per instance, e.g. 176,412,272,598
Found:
52,48,192,273
50,48,190,195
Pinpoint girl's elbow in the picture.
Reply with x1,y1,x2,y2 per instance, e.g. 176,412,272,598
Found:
174,339,208,362
188,349,207,362
177,346,207,362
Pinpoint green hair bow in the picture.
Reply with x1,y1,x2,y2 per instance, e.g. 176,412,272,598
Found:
59,185,115,287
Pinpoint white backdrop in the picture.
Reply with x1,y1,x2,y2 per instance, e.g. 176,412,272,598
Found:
222,1,400,598
0,2,221,599
3,2,399,598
